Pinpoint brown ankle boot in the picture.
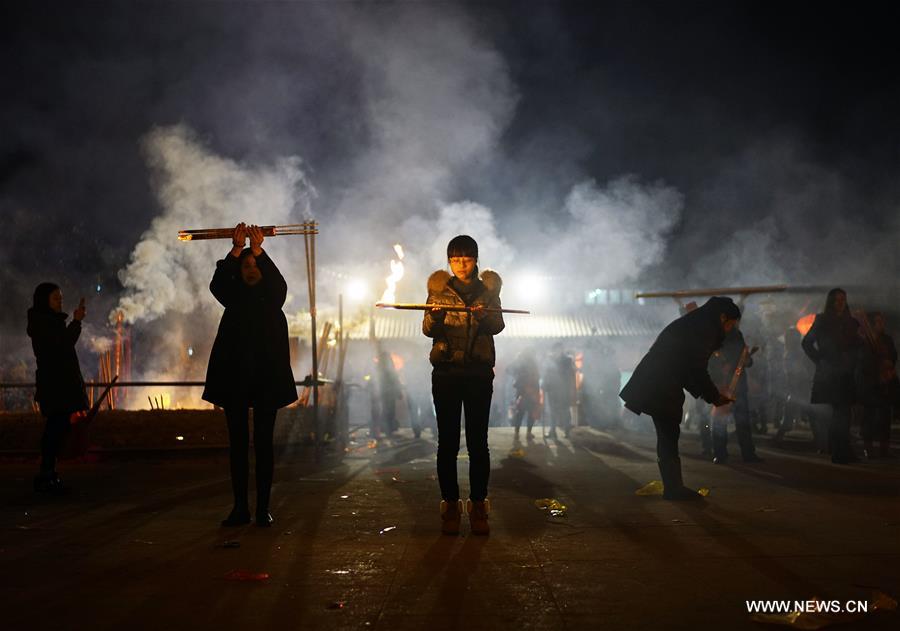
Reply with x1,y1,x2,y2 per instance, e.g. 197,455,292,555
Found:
467,499,490,535
441,500,463,535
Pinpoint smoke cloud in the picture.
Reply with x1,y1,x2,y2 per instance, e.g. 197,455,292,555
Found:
114,125,314,325
547,176,683,286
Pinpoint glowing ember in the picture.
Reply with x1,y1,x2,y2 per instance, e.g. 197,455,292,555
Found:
796,313,816,336
378,244,405,304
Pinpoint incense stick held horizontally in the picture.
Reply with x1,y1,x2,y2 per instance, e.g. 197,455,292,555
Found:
376,302,530,314
178,223,318,241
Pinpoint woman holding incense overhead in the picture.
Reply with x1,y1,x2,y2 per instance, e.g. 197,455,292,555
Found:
203,223,297,527
27,282,89,494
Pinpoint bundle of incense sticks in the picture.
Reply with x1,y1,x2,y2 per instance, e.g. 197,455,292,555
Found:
178,223,317,241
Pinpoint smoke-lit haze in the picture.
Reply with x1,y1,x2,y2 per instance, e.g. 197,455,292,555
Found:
3,2,899,392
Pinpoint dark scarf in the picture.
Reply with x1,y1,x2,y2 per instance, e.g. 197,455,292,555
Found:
450,276,483,306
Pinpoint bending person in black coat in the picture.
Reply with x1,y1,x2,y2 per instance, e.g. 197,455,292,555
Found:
202,223,298,527
27,282,89,494
620,297,740,500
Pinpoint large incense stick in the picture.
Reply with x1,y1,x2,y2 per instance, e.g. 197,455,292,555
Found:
376,302,530,314
178,223,318,241
635,285,787,299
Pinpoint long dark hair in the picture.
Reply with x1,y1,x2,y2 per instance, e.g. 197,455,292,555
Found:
32,282,59,312
823,288,848,317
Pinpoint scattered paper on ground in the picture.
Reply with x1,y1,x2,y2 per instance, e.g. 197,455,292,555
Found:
534,498,567,517
635,480,664,496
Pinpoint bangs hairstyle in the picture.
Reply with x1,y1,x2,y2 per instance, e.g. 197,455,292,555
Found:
446,235,478,260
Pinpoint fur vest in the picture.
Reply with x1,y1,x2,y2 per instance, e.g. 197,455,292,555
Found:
422,269,505,375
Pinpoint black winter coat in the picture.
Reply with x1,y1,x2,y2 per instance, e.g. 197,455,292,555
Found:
202,251,297,410
801,312,859,405
27,308,89,417
619,298,729,420
422,269,505,377
856,333,897,407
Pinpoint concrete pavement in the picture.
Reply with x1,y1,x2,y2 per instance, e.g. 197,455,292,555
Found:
1,425,898,630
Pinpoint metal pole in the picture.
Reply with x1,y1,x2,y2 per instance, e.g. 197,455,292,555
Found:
306,229,320,461
337,293,346,445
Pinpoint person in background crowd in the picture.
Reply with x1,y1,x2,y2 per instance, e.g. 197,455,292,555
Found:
543,343,577,439
857,312,897,459
27,282,89,494
510,348,541,441
801,288,861,464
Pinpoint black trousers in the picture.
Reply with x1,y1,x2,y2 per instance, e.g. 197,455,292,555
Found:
651,414,681,461
40,413,71,475
511,394,539,432
224,407,277,511
432,373,492,502
547,399,572,434
828,404,853,462
711,396,757,459
862,405,891,445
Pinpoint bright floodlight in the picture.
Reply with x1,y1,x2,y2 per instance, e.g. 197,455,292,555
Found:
346,279,368,302
515,273,546,305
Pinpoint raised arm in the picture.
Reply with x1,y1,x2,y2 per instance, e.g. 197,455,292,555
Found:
247,224,287,306
254,250,288,307
209,254,242,307
210,223,248,307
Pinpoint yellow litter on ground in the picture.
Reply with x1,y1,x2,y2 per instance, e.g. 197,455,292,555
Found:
635,480,664,496
635,481,711,497
534,498,567,517
509,448,526,458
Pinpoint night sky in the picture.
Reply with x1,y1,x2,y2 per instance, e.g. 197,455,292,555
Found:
3,1,900,350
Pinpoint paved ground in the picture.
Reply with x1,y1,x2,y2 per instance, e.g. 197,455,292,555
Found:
1,425,898,630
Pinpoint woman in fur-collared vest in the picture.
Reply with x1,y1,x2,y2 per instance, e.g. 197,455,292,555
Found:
423,235,504,535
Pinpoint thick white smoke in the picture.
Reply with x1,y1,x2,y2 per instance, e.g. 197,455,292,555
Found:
325,5,518,266
547,176,684,285
114,124,314,325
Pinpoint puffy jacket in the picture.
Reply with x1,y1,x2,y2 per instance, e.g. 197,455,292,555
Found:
422,269,505,376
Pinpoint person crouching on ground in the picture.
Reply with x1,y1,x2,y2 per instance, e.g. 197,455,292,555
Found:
423,235,505,535
203,223,298,527
620,297,740,500
27,283,89,494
